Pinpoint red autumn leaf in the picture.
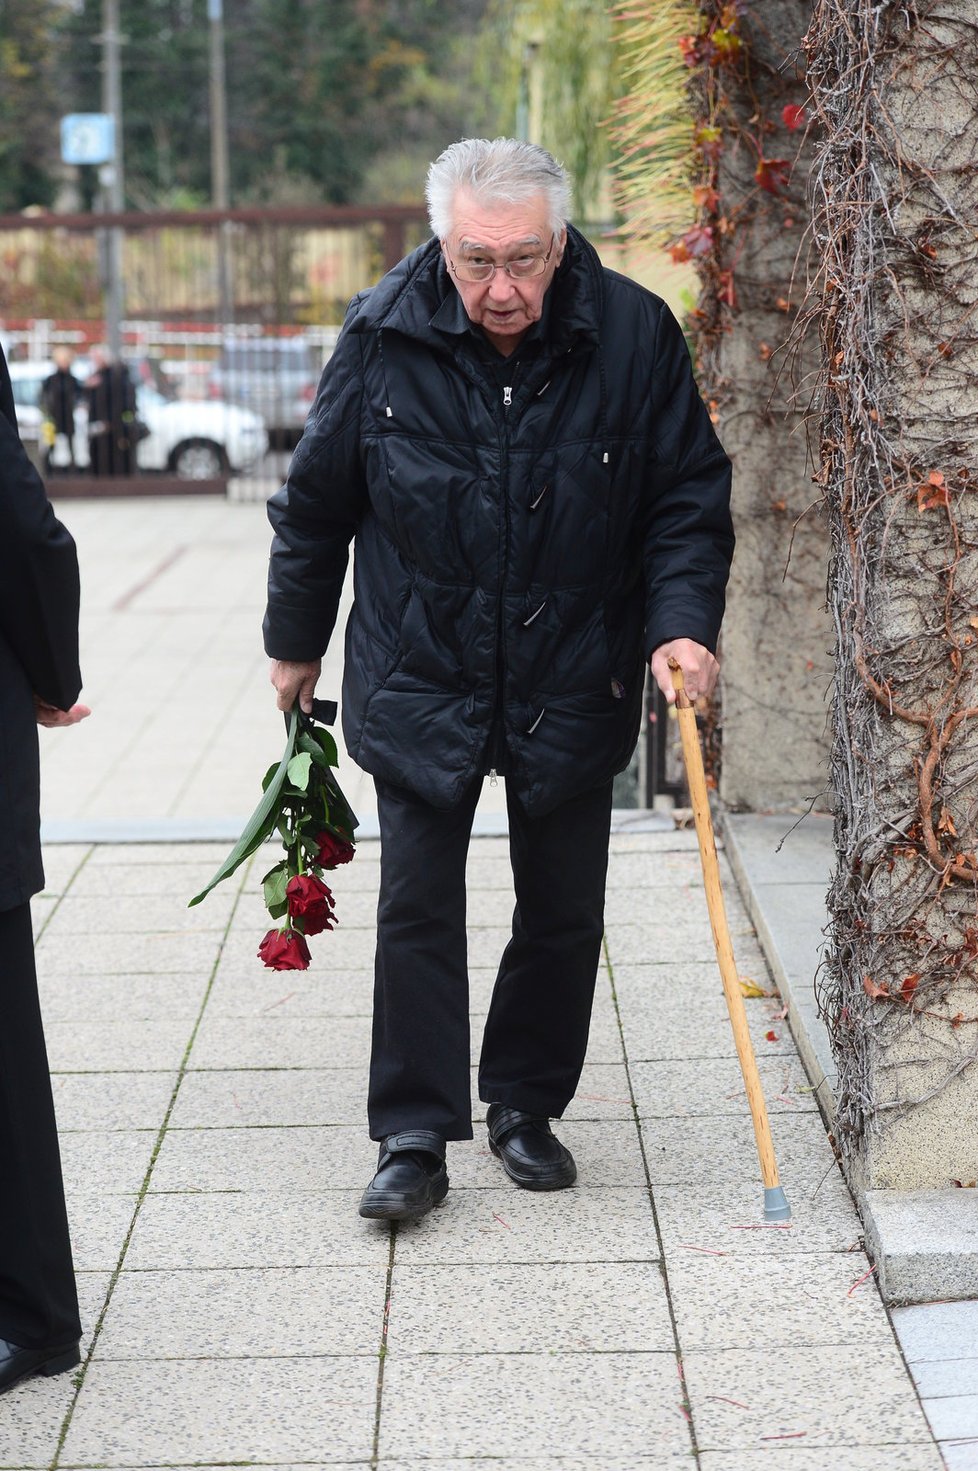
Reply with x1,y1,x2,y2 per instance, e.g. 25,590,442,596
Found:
917,469,949,512
717,269,736,307
765,1029,778,1041
692,183,720,212
683,224,715,258
938,807,958,837
863,975,890,1000
782,104,806,132
755,157,791,195
678,33,704,67
900,973,921,1001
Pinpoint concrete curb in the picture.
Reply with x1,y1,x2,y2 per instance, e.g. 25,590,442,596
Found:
721,810,978,1305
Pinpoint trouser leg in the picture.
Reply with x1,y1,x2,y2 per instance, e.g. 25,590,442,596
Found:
368,776,482,1142
0,904,80,1349
478,778,614,1117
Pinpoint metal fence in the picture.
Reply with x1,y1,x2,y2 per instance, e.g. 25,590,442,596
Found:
0,204,429,496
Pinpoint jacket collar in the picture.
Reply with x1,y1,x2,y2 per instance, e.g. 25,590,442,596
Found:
346,224,604,356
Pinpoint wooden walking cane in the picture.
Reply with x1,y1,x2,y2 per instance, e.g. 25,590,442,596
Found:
667,658,790,1221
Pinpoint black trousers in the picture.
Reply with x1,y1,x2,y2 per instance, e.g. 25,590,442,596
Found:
369,775,614,1141
0,904,80,1348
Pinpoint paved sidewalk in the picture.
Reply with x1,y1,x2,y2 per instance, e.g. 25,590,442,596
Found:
2,830,945,1469
0,495,956,1467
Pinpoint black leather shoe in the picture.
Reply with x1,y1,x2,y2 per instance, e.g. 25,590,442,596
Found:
486,1103,577,1190
0,1337,80,1395
358,1130,449,1220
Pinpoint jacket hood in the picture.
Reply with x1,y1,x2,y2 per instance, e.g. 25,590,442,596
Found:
346,223,606,356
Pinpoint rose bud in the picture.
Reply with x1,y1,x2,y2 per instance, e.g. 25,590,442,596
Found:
285,873,336,935
315,830,355,870
258,927,312,971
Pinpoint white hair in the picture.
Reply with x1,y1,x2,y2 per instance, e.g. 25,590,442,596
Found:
425,137,571,240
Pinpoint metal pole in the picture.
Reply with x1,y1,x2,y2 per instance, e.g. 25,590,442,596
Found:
101,0,125,358
209,0,232,326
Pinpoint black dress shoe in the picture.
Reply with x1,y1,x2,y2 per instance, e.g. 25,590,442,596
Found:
358,1130,449,1220
486,1103,577,1190
0,1337,80,1395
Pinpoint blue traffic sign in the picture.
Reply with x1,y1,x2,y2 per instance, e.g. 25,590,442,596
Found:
61,114,115,166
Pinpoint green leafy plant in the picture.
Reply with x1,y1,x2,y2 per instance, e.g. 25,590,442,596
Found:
189,705,357,969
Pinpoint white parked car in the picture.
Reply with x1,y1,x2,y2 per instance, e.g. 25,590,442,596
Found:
7,360,268,479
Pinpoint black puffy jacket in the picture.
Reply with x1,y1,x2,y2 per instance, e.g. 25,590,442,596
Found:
264,227,733,815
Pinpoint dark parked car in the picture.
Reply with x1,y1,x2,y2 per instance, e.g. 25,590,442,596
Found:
207,336,333,447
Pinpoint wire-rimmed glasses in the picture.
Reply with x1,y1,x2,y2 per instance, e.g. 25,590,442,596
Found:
447,235,556,283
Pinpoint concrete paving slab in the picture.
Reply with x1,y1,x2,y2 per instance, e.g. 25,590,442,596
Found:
187,1013,373,1070
666,1251,893,1352
147,1124,373,1193
891,1300,978,1362
377,1352,692,1461
549,1062,634,1121
912,1358,978,1397
942,1445,978,1471
613,971,795,1062
35,842,93,894
446,1122,646,1190
123,1191,390,1270
52,1070,177,1131
698,1450,945,1471
95,1265,387,1359
923,1396,978,1441
378,1463,691,1471
35,928,223,977
683,1340,937,1450
643,1111,840,1189
0,1367,76,1469
60,1356,378,1465
205,962,375,1018
85,841,238,866
59,1129,158,1196
64,857,248,898
38,971,208,1022
44,1019,194,1073
169,1066,368,1129
67,1193,138,1272
630,1056,817,1118
392,1185,658,1265
653,1177,862,1257
386,1261,674,1354
43,888,237,936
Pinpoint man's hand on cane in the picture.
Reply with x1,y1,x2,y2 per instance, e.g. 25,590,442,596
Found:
650,638,719,705
269,658,321,714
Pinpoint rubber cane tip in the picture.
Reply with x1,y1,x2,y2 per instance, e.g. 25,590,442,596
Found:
763,1186,792,1222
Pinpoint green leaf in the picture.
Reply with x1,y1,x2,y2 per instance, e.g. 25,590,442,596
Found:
188,707,300,906
314,727,339,766
286,751,313,791
263,864,290,912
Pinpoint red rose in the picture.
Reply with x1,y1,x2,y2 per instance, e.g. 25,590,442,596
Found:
258,927,311,970
285,873,336,935
315,830,355,870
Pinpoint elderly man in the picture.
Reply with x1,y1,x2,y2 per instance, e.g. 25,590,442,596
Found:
264,138,733,1220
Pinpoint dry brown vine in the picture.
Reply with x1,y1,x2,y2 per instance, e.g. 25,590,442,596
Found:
801,0,978,1157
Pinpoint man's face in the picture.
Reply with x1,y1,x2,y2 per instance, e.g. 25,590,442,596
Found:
442,189,565,356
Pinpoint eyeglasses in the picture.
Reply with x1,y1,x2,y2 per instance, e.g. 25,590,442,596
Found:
447,235,556,283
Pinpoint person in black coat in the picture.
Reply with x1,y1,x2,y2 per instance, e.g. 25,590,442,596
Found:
84,345,138,477
264,139,735,1221
0,344,90,1394
40,348,80,473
